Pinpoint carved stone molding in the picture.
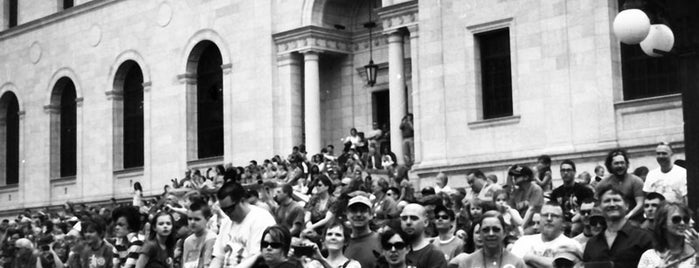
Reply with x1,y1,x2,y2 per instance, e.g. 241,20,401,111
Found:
377,0,418,33
273,26,352,55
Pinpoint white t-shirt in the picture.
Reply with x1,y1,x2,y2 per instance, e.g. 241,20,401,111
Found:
210,205,276,268
510,233,582,260
643,165,687,203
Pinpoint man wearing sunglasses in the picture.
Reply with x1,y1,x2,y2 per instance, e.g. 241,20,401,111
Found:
572,203,604,249
583,186,653,268
210,182,276,268
511,202,583,268
401,203,448,268
640,192,665,232
431,205,463,261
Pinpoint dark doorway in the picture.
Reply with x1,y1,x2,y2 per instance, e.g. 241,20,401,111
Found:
372,90,390,151
59,79,77,177
123,63,144,169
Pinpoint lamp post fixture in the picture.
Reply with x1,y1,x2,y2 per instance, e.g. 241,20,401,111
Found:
364,0,378,87
613,1,699,212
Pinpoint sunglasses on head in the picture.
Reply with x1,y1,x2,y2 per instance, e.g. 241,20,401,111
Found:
481,226,502,233
261,241,284,249
671,216,691,225
383,242,406,251
589,217,606,227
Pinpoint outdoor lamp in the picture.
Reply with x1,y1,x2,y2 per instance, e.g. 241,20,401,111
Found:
640,24,675,57
613,9,650,45
364,60,378,86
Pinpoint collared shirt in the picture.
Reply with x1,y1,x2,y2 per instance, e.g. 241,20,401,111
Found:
583,221,653,267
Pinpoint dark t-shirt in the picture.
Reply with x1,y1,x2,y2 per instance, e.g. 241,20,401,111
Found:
595,173,644,219
274,200,305,236
406,243,447,268
140,240,173,268
583,221,653,267
345,232,382,268
550,182,594,219
71,241,114,268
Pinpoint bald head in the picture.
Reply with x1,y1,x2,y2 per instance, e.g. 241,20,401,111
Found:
401,203,428,242
402,203,427,217
436,172,448,188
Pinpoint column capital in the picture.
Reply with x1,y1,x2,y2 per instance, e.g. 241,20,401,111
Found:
221,63,233,75
43,104,60,114
105,90,124,100
406,24,419,37
277,53,301,66
75,97,84,107
377,0,418,33
273,25,352,55
299,49,323,56
176,73,196,85
17,110,25,119
142,81,152,92
387,31,406,43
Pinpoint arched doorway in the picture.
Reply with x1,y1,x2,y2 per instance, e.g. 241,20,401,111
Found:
50,77,77,178
113,60,144,169
187,41,224,159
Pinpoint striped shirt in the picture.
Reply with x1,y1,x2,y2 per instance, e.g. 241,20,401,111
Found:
113,233,143,268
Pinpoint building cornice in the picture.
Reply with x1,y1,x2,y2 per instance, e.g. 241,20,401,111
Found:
377,0,418,33
273,25,353,55
0,0,122,41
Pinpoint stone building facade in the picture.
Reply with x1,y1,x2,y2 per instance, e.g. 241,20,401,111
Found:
0,0,690,214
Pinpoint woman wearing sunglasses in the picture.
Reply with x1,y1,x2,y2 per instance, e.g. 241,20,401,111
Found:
378,229,409,268
247,225,303,268
638,203,699,268
453,211,525,268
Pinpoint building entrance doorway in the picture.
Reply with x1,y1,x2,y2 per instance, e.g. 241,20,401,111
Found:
372,90,390,152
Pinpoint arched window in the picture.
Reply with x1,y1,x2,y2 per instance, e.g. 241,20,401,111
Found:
50,77,77,178
0,92,20,186
115,61,144,169
194,42,223,159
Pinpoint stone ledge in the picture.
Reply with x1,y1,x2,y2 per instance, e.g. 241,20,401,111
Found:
0,0,121,40
467,115,521,129
0,185,18,193
377,0,418,33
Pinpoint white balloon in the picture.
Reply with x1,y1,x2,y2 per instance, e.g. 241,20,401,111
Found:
640,24,675,57
613,9,651,45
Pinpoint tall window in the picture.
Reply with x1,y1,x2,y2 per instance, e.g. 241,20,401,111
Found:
477,28,512,119
196,43,223,159
123,64,144,168
0,92,19,185
620,0,699,100
58,79,77,177
8,0,18,27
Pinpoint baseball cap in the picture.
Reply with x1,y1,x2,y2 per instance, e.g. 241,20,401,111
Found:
348,195,372,208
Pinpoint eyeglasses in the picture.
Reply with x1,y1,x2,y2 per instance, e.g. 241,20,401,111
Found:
400,215,420,221
589,217,606,227
560,168,575,173
261,241,284,249
644,203,659,208
436,214,450,220
580,210,591,216
383,242,406,251
541,213,562,219
481,227,502,233
671,216,691,225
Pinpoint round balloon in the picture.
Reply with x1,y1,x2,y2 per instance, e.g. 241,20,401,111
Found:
613,9,650,45
640,24,674,57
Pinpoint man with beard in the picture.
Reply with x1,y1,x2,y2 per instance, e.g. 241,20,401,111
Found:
643,142,687,204
595,149,645,223
400,203,447,268
572,202,605,249
345,196,382,268
272,184,305,237
511,202,582,268
639,192,664,232
583,186,653,267
508,165,544,228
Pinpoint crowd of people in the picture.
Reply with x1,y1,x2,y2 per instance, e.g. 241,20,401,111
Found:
0,138,695,268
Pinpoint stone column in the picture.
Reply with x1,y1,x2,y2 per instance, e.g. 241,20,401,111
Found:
303,50,322,155
276,53,303,154
388,31,407,165
221,64,234,165
407,25,420,164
